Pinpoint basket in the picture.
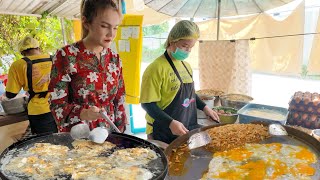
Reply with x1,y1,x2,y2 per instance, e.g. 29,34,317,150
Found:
220,93,253,110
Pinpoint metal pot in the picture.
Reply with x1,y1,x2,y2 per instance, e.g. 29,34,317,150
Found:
220,93,253,110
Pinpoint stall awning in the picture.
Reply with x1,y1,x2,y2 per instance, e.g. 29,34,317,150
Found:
0,0,81,19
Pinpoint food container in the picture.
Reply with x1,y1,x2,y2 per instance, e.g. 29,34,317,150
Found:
212,106,238,124
220,93,253,110
196,89,225,106
1,96,27,114
238,103,288,125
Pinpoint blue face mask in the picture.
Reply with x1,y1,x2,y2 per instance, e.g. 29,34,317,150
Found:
171,47,189,61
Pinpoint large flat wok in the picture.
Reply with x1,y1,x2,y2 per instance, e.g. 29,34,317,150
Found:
165,123,320,180
0,132,168,180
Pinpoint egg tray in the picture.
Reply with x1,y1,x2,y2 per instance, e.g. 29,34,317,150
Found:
287,110,320,129
289,91,320,115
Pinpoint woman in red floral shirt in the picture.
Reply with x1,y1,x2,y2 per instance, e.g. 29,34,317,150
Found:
49,0,127,132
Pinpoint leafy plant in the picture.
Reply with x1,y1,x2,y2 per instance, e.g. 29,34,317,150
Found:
0,14,74,73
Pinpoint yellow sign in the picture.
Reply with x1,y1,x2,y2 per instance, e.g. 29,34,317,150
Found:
114,15,143,104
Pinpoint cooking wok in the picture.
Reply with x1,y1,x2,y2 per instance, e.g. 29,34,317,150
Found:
0,132,168,180
165,122,320,180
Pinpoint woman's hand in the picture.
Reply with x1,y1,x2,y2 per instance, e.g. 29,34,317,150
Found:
203,106,220,123
80,106,102,121
169,120,189,136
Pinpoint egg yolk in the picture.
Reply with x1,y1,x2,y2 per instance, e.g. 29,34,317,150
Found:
295,147,316,163
290,163,315,176
215,147,253,161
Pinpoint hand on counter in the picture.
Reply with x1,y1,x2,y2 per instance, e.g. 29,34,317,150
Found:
169,119,189,136
203,106,220,123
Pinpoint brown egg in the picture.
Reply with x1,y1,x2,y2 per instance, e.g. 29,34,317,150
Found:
305,120,311,128
315,120,320,129
313,98,320,106
307,107,313,113
295,91,303,96
293,112,299,119
290,105,296,110
295,96,302,103
310,115,317,122
298,106,305,112
296,120,303,126
302,113,309,120
304,97,311,105
305,91,311,96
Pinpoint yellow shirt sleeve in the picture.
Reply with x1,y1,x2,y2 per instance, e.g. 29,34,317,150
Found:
6,60,23,94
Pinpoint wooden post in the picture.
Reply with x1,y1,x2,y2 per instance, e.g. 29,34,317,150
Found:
60,18,67,45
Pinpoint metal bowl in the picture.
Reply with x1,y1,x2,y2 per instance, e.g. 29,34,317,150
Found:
213,106,238,124
220,93,253,110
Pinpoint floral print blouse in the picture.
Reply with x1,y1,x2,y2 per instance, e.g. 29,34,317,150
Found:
49,41,127,132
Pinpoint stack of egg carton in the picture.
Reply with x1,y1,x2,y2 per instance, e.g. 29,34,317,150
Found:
287,91,320,129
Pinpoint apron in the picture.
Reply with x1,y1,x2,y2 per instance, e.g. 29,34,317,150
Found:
152,51,199,144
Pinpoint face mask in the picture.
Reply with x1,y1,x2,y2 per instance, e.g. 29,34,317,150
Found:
171,47,189,61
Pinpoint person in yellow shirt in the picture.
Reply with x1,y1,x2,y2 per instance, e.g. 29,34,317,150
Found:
5,36,58,134
140,20,220,144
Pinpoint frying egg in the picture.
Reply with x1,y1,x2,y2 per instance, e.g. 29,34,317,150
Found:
202,143,317,180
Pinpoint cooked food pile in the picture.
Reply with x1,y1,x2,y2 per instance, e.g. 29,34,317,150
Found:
2,140,158,180
202,143,317,179
205,124,270,151
196,89,225,97
221,94,253,102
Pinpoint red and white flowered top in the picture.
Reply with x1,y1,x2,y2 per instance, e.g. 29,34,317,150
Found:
49,41,127,132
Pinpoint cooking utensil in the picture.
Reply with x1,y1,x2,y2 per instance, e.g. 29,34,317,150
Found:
165,123,320,180
187,130,212,150
0,133,168,180
88,122,109,144
269,123,288,136
70,123,90,140
99,110,121,133
188,117,220,149
87,110,121,144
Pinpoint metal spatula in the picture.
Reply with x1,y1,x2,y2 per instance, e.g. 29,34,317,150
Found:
269,124,288,136
187,130,212,150
99,110,121,133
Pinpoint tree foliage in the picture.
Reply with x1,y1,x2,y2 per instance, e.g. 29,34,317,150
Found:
0,13,74,72
142,22,169,63
142,22,169,37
